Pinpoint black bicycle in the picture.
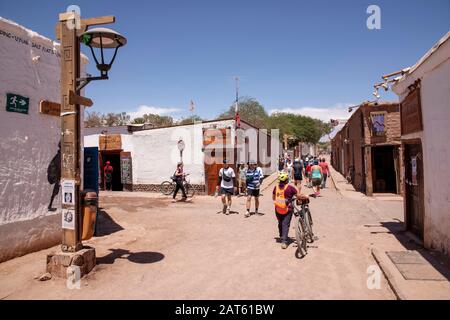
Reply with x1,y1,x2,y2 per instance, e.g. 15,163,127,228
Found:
291,197,314,258
160,174,195,198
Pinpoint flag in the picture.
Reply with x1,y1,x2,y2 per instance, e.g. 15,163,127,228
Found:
189,100,195,112
235,111,241,128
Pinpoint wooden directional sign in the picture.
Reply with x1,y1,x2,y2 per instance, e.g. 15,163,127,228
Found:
69,90,93,107
40,100,61,116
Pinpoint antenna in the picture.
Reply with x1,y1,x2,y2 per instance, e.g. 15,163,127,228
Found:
234,76,240,113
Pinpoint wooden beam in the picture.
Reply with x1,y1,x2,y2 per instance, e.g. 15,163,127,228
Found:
69,90,93,107
82,15,115,27
40,100,61,116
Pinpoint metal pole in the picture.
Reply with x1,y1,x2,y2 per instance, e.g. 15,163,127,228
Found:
58,12,83,252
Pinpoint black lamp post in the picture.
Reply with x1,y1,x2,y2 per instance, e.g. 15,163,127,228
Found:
77,27,127,90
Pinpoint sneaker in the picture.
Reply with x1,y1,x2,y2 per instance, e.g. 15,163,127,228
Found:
255,209,258,215
226,207,231,215
245,211,250,218
281,243,288,249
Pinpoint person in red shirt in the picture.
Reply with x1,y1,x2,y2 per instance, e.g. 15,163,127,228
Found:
305,161,312,188
319,158,330,189
104,161,113,191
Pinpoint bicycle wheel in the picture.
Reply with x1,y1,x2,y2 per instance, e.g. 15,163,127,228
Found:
295,216,307,257
185,183,195,198
303,208,315,243
160,181,174,195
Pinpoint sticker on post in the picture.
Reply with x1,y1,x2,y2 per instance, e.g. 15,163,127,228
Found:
62,208,75,230
61,179,75,205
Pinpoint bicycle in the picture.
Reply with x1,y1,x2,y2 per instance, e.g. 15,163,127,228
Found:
160,174,195,198
291,197,314,258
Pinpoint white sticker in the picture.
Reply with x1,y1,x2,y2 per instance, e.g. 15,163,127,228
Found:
61,179,75,205
62,208,75,230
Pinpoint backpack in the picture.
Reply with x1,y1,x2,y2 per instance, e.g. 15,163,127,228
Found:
47,151,61,185
221,168,232,182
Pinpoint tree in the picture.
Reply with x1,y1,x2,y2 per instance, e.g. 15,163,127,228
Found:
84,111,103,128
268,112,331,145
131,113,174,127
219,97,269,128
178,115,203,125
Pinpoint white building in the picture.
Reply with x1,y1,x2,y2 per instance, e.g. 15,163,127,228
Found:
392,30,450,256
84,118,278,195
0,17,87,262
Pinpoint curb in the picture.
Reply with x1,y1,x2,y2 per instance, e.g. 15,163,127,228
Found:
371,247,407,300
261,173,278,192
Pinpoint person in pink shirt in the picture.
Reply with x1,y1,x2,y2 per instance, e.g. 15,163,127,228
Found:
319,158,330,189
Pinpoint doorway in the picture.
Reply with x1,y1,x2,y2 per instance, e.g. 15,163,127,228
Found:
404,141,424,239
100,150,123,191
372,146,397,193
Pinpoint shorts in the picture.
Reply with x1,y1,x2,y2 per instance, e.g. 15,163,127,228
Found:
220,187,234,195
294,174,302,181
312,178,322,186
247,188,260,197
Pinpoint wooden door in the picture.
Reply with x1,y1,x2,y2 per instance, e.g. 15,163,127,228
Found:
404,141,424,239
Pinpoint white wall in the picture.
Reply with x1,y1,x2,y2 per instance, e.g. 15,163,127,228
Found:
0,17,86,262
393,34,450,255
133,120,235,185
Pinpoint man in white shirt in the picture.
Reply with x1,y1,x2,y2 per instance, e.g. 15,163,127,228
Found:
216,160,237,215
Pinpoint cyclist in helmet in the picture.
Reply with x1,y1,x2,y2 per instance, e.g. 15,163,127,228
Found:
272,171,300,249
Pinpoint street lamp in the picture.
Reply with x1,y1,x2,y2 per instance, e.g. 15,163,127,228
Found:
77,27,127,90
57,13,127,253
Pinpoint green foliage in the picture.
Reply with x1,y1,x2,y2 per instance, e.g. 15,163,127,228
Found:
219,97,269,128
268,112,330,145
131,113,174,127
178,115,203,125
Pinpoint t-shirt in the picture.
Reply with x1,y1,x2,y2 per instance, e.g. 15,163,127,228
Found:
246,167,263,190
272,183,298,212
219,167,236,189
293,162,303,176
239,167,247,180
104,165,113,182
319,162,329,176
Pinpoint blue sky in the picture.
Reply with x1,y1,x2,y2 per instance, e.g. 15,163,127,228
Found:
1,0,449,121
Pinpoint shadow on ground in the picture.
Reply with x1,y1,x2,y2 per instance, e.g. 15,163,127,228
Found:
95,209,124,237
96,248,165,265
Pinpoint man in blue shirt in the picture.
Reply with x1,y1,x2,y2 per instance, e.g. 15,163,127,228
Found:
245,160,264,217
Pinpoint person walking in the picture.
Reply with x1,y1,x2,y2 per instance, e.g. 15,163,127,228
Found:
273,172,300,249
292,158,304,191
172,162,187,202
104,161,113,191
305,160,313,188
238,163,247,196
245,160,264,217
319,158,330,189
216,160,237,215
311,159,323,196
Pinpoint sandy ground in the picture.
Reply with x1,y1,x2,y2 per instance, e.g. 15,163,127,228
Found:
0,179,397,300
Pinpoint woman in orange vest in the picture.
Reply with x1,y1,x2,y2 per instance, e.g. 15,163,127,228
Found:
272,172,301,249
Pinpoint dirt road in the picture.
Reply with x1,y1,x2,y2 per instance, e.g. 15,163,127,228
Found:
0,178,396,299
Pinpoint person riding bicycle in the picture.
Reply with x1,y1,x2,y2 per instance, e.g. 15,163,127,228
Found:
272,172,301,249
172,162,187,202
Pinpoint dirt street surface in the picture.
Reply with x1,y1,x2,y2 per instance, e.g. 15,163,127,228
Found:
0,179,397,299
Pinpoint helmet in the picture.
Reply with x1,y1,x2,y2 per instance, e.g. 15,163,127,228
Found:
278,172,289,182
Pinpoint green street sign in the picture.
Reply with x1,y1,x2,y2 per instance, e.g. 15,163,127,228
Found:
6,93,29,115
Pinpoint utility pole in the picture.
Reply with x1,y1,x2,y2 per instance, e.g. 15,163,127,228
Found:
58,12,84,253
56,12,119,252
